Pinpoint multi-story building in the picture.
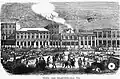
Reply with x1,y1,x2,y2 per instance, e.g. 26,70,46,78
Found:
61,32,78,48
44,22,62,47
61,29,96,49
1,22,16,47
78,30,96,48
16,28,50,48
93,28,120,48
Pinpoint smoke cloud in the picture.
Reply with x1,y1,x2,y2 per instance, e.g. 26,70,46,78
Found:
31,1,73,31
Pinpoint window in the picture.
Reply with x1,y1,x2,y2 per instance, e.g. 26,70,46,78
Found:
46,35,49,39
103,40,106,46
28,35,30,39
112,31,116,38
31,41,34,45
44,35,46,39
103,31,106,38
21,42,23,45
99,40,102,46
28,41,30,46
32,34,34,38
21,35,23,39
24,34,26,39
81,41,83,45
108,40,111,47
17,41,19,45
117,40,120,47
108,31,111,38
24,42,26,46
117,31,120,37
40,35,42,38
17,35,19,39
40,41,42,45
36,41,38,46
112,40,116,47
98,32,102,38
36,34,39,38
94,32,97,37
89,41,91,45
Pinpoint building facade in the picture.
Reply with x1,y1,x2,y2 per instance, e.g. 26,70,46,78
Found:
1,22,16,47
61,32,78,48
44,22,61,47
93,28,120,48
61,30,96,49
16,28,50,48
78,30,96,48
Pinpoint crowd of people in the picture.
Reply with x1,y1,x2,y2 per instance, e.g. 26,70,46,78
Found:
1,47,116,74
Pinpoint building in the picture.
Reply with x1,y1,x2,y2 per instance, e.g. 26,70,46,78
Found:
61,32,78,48
61,29,96,49
78,30,96,48
93,28,120,49
44,22,62,47
16,28,50,48
1,22,16,47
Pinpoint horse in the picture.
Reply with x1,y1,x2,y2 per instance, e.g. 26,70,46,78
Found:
62,56,75,68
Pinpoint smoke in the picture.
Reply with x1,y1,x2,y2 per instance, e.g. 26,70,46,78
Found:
31,1,73,31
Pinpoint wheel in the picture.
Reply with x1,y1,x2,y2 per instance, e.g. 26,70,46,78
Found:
108,63,116,70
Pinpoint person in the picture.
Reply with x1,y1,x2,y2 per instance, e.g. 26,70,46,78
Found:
47,56,51,67
52,56,56,68
83,57,86,67
71,57,75,68
78,58,82,69
86,62,90,68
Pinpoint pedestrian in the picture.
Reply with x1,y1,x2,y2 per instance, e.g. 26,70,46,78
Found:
78,58,82,69
83,57,86,66
47,56,51,67
52,56,56,68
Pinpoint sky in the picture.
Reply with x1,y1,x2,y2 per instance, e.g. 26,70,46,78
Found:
0,2,119,30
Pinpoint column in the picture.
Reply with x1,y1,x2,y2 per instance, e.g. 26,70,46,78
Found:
79,37,81,48
116,40,117,50
97,40,99,47
42,41,43,47
30,41,31,47
23,42,24,47
83,36,85,48
39,33,40,39
34,42,36,48
94,36,96,47
18,41,20,47
87,36,89,48
34,33,36,39
106,40,108,48
60,41,62,48
91,36,92,47
16,41,18,47
26,41,28,48
48,41,50,47
45,41,47,47
38,41,40,48
102,40,103,46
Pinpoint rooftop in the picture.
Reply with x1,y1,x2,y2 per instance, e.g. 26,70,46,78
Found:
17,28,49,31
